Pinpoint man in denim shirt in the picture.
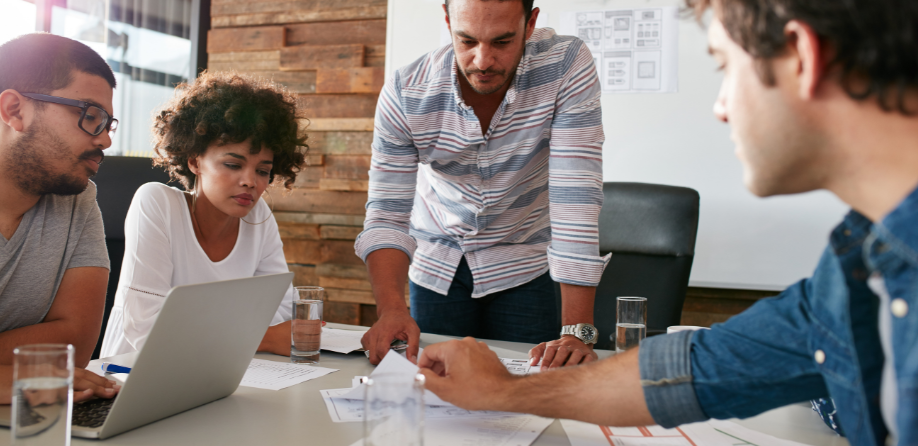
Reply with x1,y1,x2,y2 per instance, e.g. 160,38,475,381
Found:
416,0,918,444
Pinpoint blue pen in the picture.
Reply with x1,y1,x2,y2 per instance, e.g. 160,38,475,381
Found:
101,363,132,374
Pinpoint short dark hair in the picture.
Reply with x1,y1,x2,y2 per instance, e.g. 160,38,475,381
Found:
152,71,308,190
445,0,536,25
0,33,116,95
686,0,918,114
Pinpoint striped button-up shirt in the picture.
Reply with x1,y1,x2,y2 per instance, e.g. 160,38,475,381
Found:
354,28,610,297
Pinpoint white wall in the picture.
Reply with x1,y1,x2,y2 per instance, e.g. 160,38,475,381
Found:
387,0,850,290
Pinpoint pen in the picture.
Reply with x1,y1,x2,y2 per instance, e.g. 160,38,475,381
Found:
101,363,132,374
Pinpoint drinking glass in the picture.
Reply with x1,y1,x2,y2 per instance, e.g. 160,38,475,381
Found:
363,373,425,446
12,344,74,446
616,297,647,353
291,286,325,364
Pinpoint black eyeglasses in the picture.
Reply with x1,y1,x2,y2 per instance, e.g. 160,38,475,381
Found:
21,93,118,136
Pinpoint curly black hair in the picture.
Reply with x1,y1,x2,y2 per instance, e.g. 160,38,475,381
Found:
152,71,308,189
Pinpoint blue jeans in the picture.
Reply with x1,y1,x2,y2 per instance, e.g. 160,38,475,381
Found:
410,257,560,344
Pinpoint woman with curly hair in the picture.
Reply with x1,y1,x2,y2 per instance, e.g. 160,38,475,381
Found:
100,71,308,358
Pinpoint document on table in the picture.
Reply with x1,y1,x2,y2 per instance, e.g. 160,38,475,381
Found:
501,358,541,375
321,327,366,354
321,387,514,423
239,359,337,391
337,351,537,405
348,415,554,446
561,418,812,446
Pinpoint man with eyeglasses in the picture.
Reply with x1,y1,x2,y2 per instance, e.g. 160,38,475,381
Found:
0,33,120,403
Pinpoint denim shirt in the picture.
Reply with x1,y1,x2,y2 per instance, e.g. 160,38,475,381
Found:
639,186,918,446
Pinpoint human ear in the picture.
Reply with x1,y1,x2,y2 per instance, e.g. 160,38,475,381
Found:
0,90,27,132
784,20,825,100
525,7,541,40
442,3,451,33
187,155,201,176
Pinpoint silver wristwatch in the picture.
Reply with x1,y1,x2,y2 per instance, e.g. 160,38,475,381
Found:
560,323,598,345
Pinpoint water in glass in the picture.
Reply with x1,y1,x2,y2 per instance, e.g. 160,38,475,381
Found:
615,323,647,353
291,299,322,364
12,377,71,445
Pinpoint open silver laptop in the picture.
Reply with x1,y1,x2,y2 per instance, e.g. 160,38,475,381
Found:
0,272,293,439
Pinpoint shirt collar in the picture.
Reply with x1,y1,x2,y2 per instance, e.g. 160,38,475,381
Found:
872,183,918,267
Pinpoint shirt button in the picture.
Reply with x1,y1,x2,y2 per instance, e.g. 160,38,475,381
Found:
891,299,909,318
814,350,826,364
843,229,852,236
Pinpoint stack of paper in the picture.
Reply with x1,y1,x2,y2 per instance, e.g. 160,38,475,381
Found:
561,418,814,446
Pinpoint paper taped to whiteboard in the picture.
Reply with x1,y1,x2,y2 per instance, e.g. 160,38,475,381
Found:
560,7,679,94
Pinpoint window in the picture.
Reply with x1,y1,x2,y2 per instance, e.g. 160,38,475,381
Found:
2,0,205,157
0,0,37,46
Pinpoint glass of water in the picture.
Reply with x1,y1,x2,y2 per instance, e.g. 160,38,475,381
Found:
291,286,325,364
12,344,74,446
616,296,647,353
364,373,425,446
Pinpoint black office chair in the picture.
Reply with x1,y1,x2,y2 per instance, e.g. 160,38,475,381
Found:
555,182,700,350
90,156,174,359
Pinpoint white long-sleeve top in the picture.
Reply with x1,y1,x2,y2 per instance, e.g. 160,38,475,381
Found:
99,182,294,358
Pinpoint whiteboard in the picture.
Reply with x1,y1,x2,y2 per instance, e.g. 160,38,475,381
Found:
386,0,849,291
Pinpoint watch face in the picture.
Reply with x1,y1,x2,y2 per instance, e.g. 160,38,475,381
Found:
580,325,596,341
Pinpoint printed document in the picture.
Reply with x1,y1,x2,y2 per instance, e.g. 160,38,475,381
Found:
321,387,514,423
348,415,554,446
239,358,337,391
561,418,812,446
560,7,679,94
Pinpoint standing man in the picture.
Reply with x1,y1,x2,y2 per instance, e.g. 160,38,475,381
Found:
356,0,609,366
0,33,120,403
416,0,918,444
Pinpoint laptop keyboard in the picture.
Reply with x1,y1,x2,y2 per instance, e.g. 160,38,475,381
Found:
72,398,115,428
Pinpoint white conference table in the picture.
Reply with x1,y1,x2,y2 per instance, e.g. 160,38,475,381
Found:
4,323,848,445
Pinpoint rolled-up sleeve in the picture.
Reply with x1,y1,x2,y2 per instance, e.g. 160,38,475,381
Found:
641,275,832,428
639,330,708,428
354,70,420,263
547,40,610,286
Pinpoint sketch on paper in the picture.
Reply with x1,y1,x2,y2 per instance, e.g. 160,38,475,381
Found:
561,7,678,94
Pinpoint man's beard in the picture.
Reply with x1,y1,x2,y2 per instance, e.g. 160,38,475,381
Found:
4,122,102,196
461,67,510,95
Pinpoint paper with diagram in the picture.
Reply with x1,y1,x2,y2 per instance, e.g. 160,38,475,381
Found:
321,387,515,423
561,418,812,446
560,7,679,93
348,415,553,446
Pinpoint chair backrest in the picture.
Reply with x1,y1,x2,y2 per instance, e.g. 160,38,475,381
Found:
556,182,700,350
91,156,173,359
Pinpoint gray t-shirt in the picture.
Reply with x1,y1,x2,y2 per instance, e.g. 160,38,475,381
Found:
0,181,110,332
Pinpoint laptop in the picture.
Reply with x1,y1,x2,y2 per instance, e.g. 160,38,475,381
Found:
0,272,293,439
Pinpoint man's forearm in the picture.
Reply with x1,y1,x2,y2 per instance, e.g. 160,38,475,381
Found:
0,321,99,367
366,249,411,315
496,348,653,426
560,283,596,325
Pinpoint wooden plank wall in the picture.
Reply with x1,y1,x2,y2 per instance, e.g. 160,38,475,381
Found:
208,0,389,326
681,287,777,327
